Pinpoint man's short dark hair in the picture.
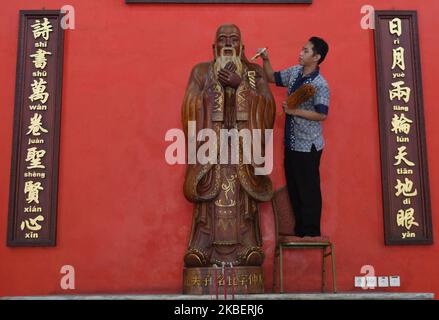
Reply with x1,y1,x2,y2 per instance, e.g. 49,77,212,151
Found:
309,36,329,65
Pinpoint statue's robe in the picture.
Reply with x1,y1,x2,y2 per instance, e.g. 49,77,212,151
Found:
182,61,275,267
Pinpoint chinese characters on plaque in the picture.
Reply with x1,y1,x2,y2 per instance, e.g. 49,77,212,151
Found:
7,11,64,246
183,267,264,294
374,11,432,245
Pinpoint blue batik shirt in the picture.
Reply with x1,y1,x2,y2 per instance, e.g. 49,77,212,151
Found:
274,65,330,152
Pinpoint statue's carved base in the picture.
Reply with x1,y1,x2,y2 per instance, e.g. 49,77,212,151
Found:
183,266,264,295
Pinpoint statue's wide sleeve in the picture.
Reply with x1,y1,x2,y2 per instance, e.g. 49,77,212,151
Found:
182,64,221,203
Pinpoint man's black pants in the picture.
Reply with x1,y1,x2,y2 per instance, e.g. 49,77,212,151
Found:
284,145,323,237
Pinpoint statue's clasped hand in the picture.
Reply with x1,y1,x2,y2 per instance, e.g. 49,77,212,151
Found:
218,62,242,89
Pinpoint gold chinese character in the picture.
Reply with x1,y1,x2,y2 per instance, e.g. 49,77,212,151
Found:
389,81,411,103
392,47,405,71
389,18,402,37
26,147,46,169
239,275,248,286
203,276,212,287
218,274,225,286
396,208,419,230
395,177,417,197
24,181,44,204
31,18,53,41
29,78,49,104
249,273,259,285
191,276,201,286
30,49,52,69
394,146,415,167
26,113,48,136
391,113,413,135
20,215,44,231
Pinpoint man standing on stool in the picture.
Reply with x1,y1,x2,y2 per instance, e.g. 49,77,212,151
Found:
258,37,330,237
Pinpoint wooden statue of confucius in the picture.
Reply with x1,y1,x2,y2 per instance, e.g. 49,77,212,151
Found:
181,24,275,268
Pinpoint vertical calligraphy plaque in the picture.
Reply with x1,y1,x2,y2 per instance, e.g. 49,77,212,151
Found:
374,11,432,245
7,11,64,246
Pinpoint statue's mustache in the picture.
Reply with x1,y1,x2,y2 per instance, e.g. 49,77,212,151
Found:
220,47,235,56
215,47,242,74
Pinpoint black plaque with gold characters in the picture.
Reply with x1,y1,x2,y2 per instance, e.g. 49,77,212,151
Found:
7,11,64,246
374,11,432,245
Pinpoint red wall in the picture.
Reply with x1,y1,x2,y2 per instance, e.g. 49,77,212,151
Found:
1,0,438,297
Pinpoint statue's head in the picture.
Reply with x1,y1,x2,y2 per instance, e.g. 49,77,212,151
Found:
213,24,244,76
213,24,243,58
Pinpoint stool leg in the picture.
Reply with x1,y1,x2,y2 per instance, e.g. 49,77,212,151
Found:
322,246,327,293
280,245,284,293
331,243,337,293
272,248,278,293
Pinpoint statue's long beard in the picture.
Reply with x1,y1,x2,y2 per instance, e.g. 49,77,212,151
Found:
213,46,243,129
214,46,243,79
